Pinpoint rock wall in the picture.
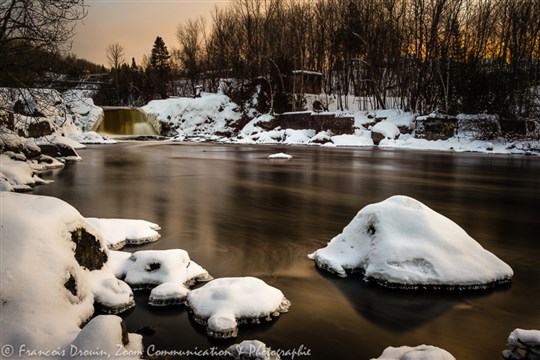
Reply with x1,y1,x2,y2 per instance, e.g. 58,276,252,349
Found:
274,112,354,135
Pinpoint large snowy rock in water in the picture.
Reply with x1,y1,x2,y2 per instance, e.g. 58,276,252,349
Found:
502,328,540,359
0,193,136,352
187,277,291,338
308,195,513,289
86,218,161,250
371,345,455,360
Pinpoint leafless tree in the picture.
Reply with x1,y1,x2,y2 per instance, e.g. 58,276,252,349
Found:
105,42,126,70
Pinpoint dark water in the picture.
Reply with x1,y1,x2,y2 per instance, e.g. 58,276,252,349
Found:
34,143,540,359
97,108,158,136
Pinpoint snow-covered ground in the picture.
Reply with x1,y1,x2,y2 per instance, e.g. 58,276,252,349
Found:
309,195,513,289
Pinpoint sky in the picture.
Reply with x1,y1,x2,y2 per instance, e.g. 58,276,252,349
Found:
71,0,229,67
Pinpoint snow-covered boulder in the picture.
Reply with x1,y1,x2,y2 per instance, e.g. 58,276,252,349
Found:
371,345,455,360
371,121,401,145
86,218,161,250
502,329,540,359
121,249,212,290
0,154,48,191
227,340,281,360
0,193,137,353
186,277,291,338
308,195,513,289
309,130,334,144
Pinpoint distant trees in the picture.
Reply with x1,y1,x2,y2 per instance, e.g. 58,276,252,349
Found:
171,0,539,118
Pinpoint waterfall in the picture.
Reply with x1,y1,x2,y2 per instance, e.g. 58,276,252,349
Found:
97,108,159,136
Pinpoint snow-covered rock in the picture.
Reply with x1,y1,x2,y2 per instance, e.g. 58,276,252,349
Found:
371,345,455,360
67,131,117,144
0,154,48,191
91,277,135,314
0,193,137,353
371,121,401,145
186,277,291,338
308,195,513,289
86,218,161,250
227,340,281,360
503,329,540,360
121,249,212,290
65,315,143,360
268,152,293,160
149,282,190,306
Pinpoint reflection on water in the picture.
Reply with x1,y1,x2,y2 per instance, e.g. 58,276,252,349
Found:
35,143,540,359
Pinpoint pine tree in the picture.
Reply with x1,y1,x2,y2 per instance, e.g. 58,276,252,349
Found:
146,36,171,99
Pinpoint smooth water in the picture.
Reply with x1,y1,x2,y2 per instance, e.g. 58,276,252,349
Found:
34,143,540,359
97,108,157,136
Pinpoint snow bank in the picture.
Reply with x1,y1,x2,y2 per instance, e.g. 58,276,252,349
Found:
142,93,242,137
68,131,117,144
187,277,291,338
0,193,138,353
0,154,48,191
371,345,455,360
86,218,161,250
308,195,513,289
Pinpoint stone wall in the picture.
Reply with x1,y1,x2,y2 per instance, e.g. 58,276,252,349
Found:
273,112,354,135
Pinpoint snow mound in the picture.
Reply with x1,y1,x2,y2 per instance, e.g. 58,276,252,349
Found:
187,277,291,338
308,195,513,289
372,121,401,139
371,345,455,360
121,249,212,290
149,282,190,306
86,218,161,250
227,340,281,360
268,152,293,160
503,328,540,359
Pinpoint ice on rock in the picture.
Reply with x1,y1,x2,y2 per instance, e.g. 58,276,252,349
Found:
86,218,161,250
227,340,281,360
308,195,513,289
186,277,291,338
268,152,293,160
371,345,455,360
123,249,212,290
149,282,190,306
503,329,540,359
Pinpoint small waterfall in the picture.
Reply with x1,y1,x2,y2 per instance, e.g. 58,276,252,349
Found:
97,108,159,136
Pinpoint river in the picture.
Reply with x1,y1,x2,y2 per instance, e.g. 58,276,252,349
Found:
34,142,540,359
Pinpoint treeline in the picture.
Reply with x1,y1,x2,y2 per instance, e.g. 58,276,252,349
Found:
174,0,540,118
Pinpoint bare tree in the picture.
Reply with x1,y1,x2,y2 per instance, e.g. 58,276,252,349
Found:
0,0,87,88
105,42,126,70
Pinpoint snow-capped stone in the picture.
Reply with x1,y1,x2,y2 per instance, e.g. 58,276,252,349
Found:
187,277,291,338
86,218,161,250
149,282,190,306
268,152,293,160
92,277,135,314
227,340,281,360
122,249,212,290
308,195,513,289
371,345,455,360
502,329,540,359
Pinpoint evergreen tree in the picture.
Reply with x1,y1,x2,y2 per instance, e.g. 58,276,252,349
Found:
146,36,171,99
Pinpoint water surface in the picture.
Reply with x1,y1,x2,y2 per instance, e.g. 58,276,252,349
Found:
35,143,540,359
